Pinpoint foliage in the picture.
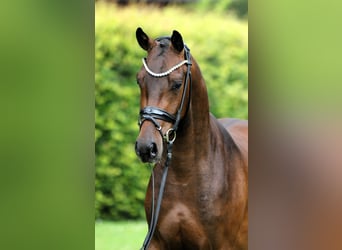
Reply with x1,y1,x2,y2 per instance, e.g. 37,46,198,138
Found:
95,221,147,250
230,0,248,17
197,0,249,17
95,3,248,220
98,0,248,18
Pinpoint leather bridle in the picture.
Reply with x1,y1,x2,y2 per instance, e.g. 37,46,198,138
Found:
139,41,192,250
138,43,192,144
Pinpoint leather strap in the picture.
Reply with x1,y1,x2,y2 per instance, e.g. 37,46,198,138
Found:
140,106,176,125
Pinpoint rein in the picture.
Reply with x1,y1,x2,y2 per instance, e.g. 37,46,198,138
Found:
139,43,192,250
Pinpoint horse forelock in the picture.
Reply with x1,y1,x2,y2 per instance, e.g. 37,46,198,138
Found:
155,39,171,59
157,37,170,48
147,38,175,73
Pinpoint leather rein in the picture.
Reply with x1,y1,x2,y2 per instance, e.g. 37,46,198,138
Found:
139,42,192,250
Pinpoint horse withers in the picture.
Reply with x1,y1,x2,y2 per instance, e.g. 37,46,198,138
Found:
134,27,248,250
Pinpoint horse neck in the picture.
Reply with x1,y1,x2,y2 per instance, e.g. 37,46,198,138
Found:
187,58,210,141
168,57,210,178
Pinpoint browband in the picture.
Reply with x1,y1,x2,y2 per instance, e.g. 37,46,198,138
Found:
142,58,190,78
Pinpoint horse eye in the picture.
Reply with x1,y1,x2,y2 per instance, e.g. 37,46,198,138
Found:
172,81,182,90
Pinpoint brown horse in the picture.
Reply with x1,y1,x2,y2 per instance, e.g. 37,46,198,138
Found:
135,27,248,250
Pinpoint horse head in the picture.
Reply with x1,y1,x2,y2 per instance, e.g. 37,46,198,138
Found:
135,27,192,163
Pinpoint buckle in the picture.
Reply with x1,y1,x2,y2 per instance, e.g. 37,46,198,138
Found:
164,128,176,144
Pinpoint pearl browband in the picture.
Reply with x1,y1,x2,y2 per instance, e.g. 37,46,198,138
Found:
142,58,191,78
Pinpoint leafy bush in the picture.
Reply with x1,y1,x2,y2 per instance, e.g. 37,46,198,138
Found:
98,0,248,18
95,3,248,220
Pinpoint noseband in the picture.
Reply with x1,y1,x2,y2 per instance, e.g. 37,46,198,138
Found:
139,41,192,250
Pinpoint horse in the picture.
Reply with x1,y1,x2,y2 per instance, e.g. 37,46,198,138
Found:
134,27,248,250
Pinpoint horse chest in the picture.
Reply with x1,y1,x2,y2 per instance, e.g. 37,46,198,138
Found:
158,202,211,249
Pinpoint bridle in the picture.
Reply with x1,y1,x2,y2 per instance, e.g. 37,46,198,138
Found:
139,40,192,250
138,42,192,144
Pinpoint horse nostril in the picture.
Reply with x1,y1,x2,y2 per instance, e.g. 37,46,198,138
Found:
135,141,140,156
149,142,158,159
135,140,158,163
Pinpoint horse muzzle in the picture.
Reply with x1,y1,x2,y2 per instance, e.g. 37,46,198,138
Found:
135,139,159,163
136,106,176,163
135,121,164,163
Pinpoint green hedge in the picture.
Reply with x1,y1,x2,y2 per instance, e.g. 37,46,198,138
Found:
95,3,248,220
195,0,248,17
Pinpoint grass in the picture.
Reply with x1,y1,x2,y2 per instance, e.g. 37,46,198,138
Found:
95,221,148,250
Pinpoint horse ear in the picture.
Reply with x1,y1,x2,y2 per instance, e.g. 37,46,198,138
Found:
136,27,152,51
171,30,184,53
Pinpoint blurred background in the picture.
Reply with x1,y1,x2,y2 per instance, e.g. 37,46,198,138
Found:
95,0,248,249
2,1,342,250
